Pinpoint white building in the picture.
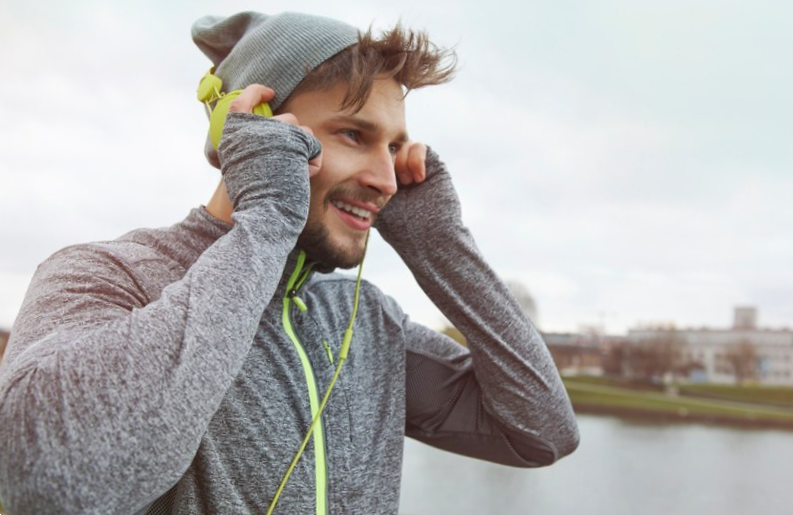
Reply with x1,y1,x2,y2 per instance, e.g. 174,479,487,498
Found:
628,308,793,385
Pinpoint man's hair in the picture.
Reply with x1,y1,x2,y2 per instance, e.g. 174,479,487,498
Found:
282,24,457,113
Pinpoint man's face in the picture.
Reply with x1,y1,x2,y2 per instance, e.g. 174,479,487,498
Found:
284,78,408,269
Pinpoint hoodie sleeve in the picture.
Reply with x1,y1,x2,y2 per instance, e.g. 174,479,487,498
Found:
374,149,579,467
0,115,320,515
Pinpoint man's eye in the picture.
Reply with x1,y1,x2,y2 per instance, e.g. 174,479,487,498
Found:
344,130,359,142
389,145,399,155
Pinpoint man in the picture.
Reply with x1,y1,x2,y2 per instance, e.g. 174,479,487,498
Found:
0,11,579,515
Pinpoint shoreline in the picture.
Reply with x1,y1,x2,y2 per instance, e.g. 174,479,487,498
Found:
571,402,793,431
563,376,793,431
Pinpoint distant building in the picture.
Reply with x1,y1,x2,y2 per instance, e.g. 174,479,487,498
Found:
733,306,758,330
628,308,793,385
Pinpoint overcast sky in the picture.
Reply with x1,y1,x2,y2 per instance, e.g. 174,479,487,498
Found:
1,0,791,334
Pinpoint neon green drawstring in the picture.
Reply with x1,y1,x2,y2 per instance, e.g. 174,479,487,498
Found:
266,230,369,515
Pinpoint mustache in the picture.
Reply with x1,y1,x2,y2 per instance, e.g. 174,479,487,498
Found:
325,184,388,210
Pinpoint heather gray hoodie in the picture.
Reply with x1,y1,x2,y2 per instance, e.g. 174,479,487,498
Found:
0,114,579,515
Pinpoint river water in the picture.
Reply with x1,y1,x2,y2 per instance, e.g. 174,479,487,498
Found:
399,414,792,515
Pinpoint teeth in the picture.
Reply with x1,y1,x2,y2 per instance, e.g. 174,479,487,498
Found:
333,201,372,219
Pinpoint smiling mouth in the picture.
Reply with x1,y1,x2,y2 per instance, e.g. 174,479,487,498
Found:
331,200,374,221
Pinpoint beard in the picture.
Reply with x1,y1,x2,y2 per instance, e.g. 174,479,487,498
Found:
296,215,367,270
297,183,385,269
297,184,387,269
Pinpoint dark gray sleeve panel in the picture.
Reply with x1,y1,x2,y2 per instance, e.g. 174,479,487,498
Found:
405,332,561,467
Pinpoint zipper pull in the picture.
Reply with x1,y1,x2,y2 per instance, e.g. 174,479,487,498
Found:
289,289,308,312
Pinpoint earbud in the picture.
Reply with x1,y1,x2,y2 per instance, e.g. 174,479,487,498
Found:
197,68,273,149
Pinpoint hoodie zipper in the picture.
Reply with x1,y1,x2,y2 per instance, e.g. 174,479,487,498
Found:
281,251,328,515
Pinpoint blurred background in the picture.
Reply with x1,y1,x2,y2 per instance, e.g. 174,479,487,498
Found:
1,1,791,514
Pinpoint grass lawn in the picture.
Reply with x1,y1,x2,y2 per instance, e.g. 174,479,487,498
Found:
676,383,793,407
563,376,793,428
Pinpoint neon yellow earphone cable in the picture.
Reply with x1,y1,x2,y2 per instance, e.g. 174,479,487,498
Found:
265,230,370,515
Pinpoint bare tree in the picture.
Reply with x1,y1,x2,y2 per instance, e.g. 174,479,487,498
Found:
626,331,688,381
506,280,539,325
602,341,627,376
725,340,758,383
0,330,9,363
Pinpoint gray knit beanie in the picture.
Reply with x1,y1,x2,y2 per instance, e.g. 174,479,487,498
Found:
192,11,360,168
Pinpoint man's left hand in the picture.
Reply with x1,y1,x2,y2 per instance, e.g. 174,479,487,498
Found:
395,142,428,186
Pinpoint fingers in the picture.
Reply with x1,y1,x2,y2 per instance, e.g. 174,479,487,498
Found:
224,84,314,137
269,114,321,176
308,151,323,178
408,143,427,184
271,113,316,140
272,113,299,126
228,84,276,114
269,113,321,177
395,142,428,186
395,148,410,185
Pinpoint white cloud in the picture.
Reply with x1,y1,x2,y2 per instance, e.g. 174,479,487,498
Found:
1,0,792,334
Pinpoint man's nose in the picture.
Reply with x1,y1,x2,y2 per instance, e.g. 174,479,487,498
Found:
359,147,398,197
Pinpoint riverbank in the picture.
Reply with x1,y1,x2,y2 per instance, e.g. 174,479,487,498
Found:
563,376,793,430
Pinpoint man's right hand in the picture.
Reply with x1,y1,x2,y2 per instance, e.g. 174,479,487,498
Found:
208,83,323,225
227,84,322,177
